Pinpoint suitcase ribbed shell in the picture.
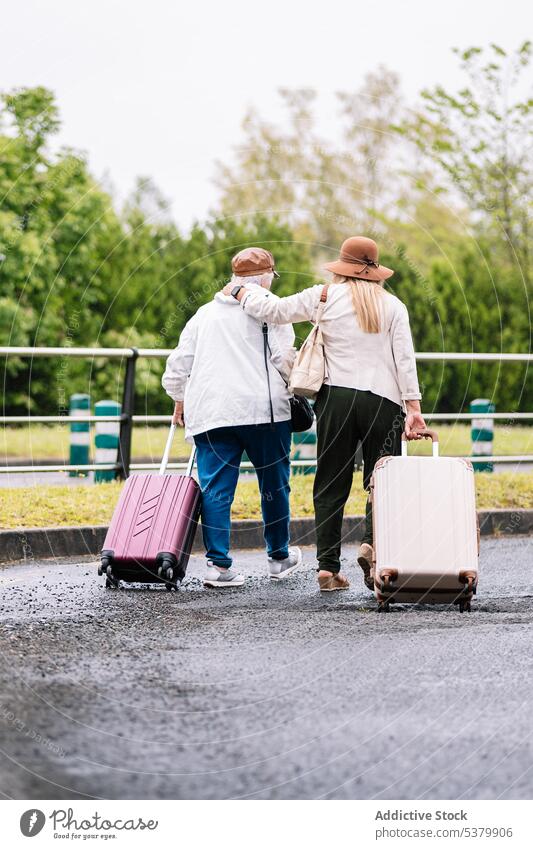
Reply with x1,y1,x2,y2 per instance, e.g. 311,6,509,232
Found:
103,472,201,568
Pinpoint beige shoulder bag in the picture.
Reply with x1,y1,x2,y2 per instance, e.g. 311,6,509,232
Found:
288,284,329,399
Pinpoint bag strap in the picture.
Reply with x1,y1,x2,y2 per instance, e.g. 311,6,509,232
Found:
262,285,329,420
315,283,330,325
262,323,275,426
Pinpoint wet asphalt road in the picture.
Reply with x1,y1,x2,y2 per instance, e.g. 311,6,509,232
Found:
0,538,532,800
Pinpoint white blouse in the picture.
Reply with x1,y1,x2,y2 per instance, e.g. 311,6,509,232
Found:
242,282,421,410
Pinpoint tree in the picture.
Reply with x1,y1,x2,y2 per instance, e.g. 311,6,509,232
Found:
213,88,344,247
397,42,533,283
2,79,529,420
100,213,315,415
387,241,532,413
337,66,403,226
214,72,466,271
0,87,128,409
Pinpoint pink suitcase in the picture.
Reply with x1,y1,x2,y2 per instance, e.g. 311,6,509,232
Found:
99,425,201,590
370,429,479,612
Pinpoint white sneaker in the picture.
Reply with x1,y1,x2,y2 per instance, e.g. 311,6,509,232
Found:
204,563,245,588
268,546,303,581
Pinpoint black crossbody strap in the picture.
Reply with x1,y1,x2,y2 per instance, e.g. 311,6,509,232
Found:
262,323,275,426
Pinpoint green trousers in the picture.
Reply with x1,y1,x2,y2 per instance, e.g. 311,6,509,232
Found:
313,385,404,573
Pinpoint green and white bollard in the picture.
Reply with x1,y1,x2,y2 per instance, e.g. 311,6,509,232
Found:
470,398,495,473
292,420,317,475
94,400,121,483
69,393,90,477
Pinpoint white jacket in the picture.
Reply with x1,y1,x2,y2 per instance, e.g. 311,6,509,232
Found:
162,291,295,439
242,283,421,409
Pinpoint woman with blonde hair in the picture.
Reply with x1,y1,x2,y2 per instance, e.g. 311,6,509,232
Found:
224,236,426,592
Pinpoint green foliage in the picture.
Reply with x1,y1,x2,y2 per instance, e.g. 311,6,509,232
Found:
0,89,313,414
3,86,59,149
383,238,533,412
399,42,533,283
213,46,533,413
214,71,466,271
1,71,531,421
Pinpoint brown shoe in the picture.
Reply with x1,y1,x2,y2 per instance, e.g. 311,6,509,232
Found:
357,544,375,591
318,571,350,592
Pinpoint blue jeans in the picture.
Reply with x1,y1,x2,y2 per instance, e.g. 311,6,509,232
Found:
194,421,292,568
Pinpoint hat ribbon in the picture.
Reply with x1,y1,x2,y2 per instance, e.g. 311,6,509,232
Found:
340,252,379,271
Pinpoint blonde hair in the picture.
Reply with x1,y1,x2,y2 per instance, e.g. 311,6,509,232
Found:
332,274,384,334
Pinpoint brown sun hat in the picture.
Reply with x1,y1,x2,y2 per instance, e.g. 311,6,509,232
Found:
231,247,279,278
324,236,393,282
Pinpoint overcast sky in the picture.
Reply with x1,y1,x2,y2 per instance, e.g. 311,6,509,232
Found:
1,0,529,228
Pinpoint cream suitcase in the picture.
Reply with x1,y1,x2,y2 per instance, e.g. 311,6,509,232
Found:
371,430,479,612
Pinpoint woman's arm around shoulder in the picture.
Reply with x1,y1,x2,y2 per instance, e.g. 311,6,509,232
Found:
240,283,325,325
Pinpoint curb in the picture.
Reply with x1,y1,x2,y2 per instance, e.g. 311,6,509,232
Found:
1,509,532,564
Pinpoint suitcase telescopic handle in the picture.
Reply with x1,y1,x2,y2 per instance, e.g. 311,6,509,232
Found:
159,423,197,475
401,428,439,457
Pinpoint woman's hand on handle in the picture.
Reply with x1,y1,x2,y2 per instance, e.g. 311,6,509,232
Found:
404,400,426,440
172,400,184,427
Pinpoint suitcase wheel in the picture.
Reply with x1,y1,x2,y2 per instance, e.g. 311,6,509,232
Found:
99,553,112,578
158,557,178,587
102,556,119,589
105,564,120,588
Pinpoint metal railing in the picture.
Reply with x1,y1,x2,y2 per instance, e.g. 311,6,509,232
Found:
0,346,532,478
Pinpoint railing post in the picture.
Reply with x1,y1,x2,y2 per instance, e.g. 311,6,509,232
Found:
117,348,138,480
69,393,90,477
470,397,495,473
292,422,317,475
95,399,121,483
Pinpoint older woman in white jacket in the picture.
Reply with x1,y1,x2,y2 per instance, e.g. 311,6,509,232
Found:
225,236,426,592
162,247,302,588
